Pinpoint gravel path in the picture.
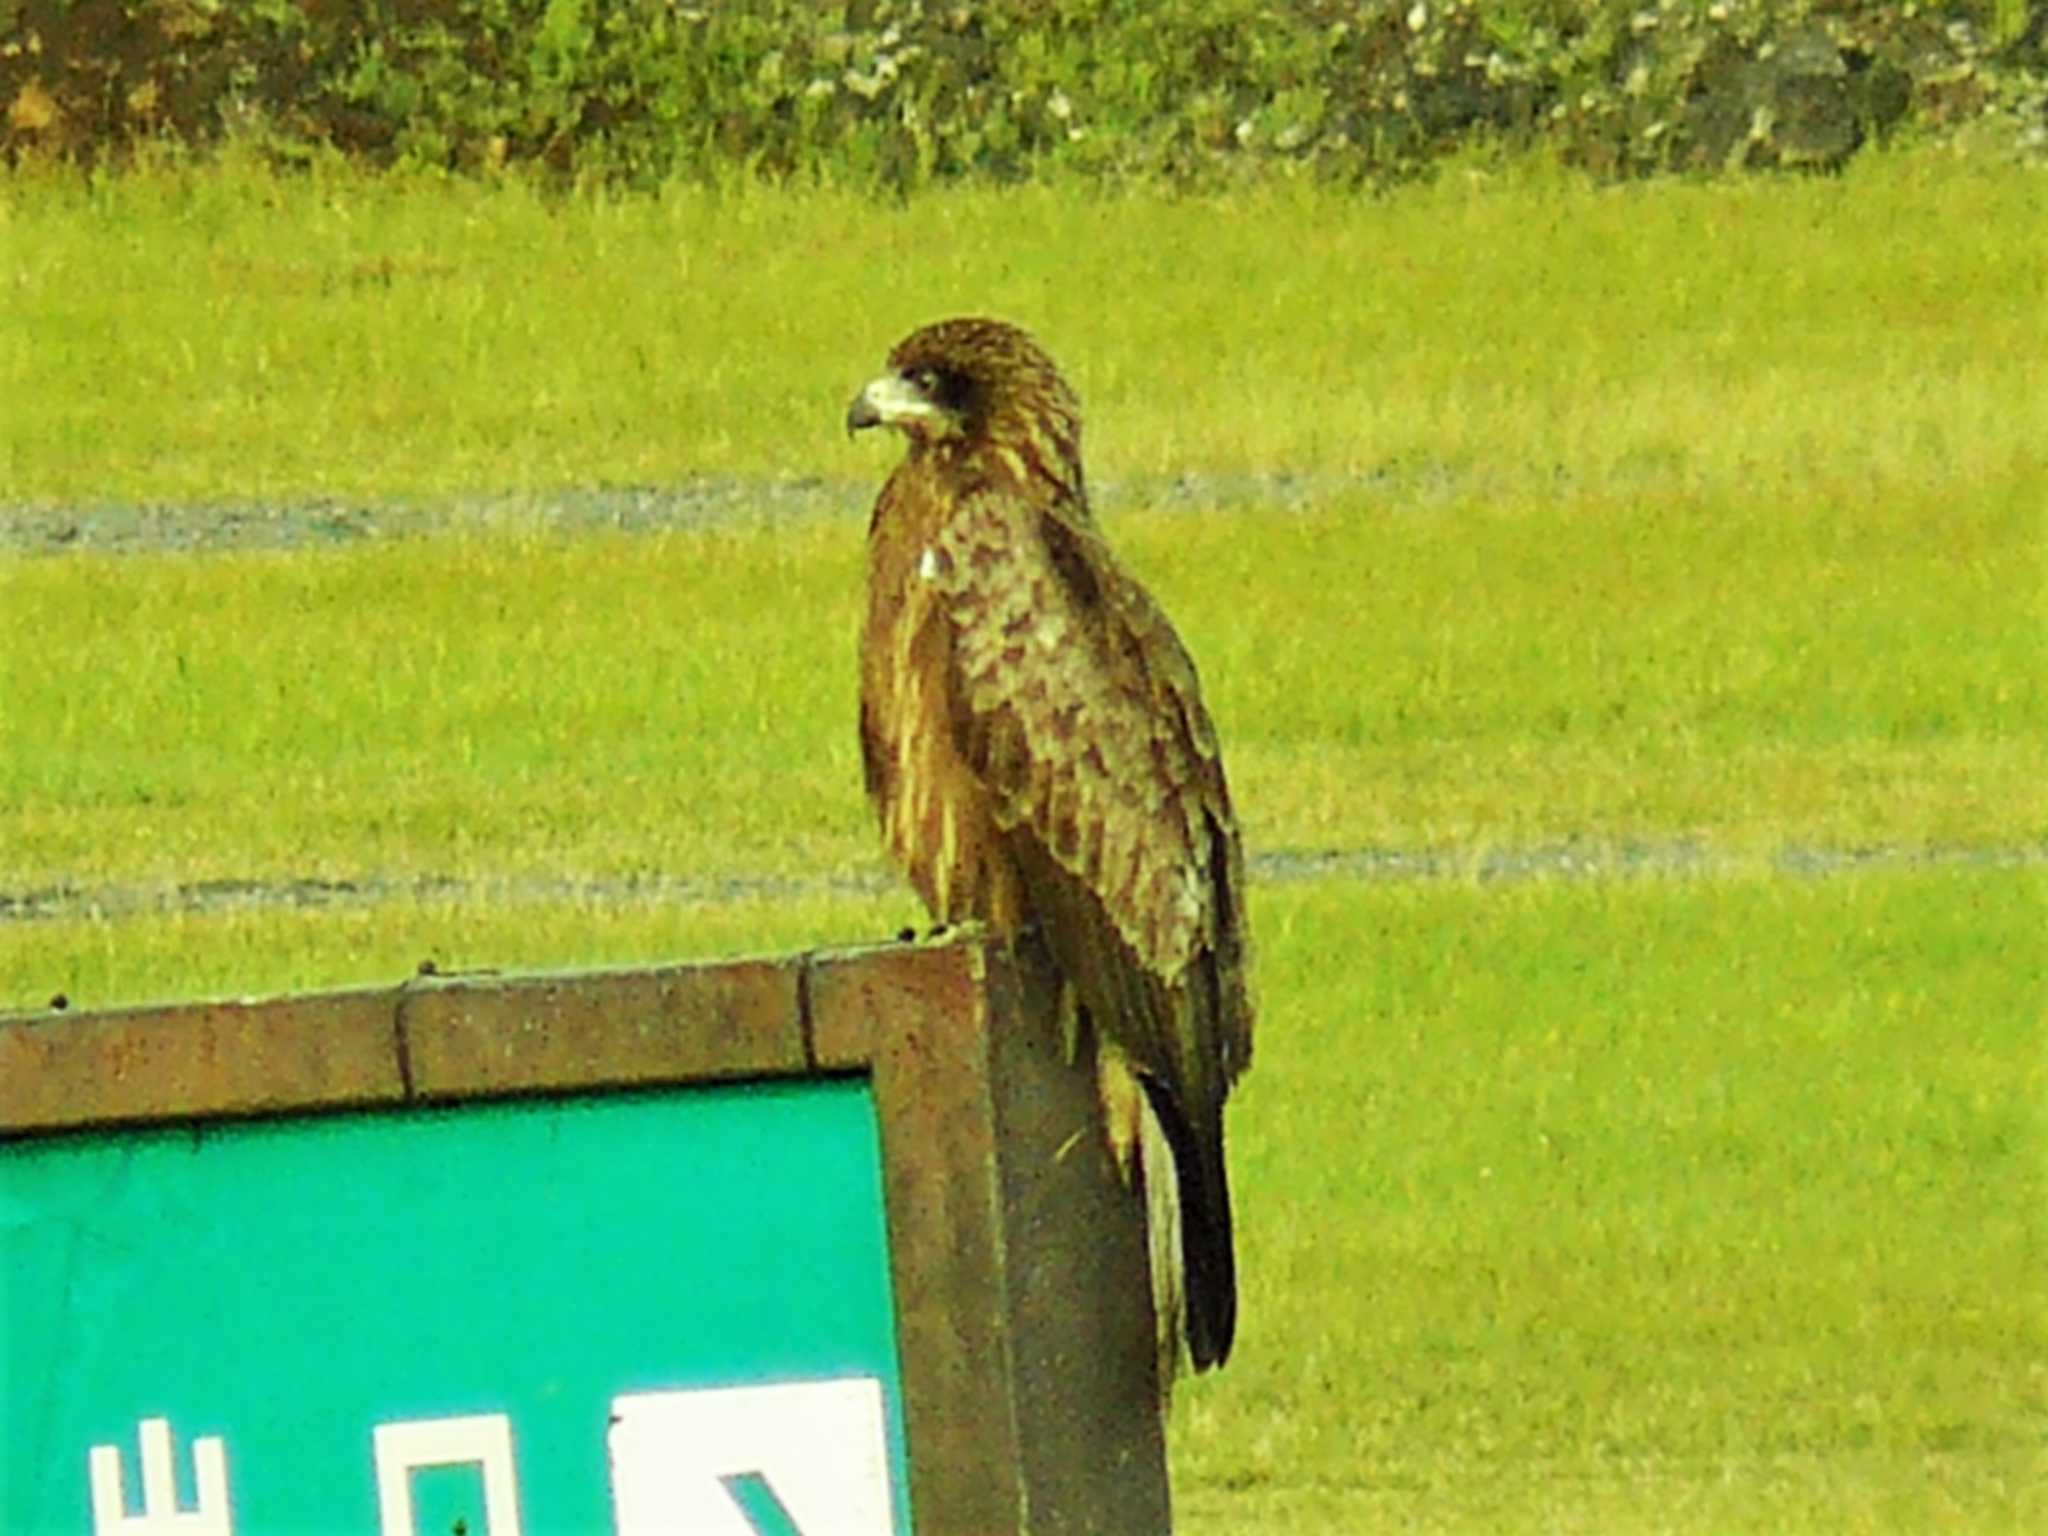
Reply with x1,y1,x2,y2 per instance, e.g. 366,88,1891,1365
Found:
4,843,2037,925
0,482,856,556
2,471,1444,556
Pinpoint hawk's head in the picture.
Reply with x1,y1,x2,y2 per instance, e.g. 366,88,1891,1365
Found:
847,317,1083,492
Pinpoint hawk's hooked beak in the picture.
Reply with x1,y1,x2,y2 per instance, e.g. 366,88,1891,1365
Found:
846,372,940,438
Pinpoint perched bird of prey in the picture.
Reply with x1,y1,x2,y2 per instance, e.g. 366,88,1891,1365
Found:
846,316,1254,1380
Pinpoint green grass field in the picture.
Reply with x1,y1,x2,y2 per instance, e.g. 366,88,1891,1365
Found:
7,483,2037,906
6,871,2039,1532
3,149,2042,1530
1193,868,2042,1532
5,146,2046,510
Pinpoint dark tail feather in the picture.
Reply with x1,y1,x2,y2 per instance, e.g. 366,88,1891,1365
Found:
1140,1079,1237,1370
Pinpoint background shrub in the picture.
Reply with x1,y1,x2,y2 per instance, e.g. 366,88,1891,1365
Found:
3,1,2044,187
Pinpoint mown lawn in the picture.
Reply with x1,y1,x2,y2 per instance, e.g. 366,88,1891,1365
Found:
5,870,2038,1533
5,149,2041,907
1175,867,2042,1533
3,149,2042,1532
4,471,2037,912
3,146,2044,509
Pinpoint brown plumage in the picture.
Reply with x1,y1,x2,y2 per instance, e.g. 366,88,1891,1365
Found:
846,316,1253,1377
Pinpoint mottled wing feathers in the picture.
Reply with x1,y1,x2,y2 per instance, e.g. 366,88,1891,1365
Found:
931,489,1251,1095
925,482,1250,1367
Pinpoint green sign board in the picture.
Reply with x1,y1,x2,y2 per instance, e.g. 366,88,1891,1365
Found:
1,945,1176,1536
3,1080,911,1535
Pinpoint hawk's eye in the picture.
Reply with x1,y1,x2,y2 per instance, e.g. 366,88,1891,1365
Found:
908,367,940,395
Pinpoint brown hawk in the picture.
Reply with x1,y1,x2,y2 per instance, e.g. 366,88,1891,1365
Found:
847,316,1253,1379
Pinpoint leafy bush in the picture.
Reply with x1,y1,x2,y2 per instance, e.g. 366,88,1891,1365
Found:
3,0,2043,187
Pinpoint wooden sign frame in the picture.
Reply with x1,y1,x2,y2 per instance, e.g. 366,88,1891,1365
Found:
0,937,1172,1536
